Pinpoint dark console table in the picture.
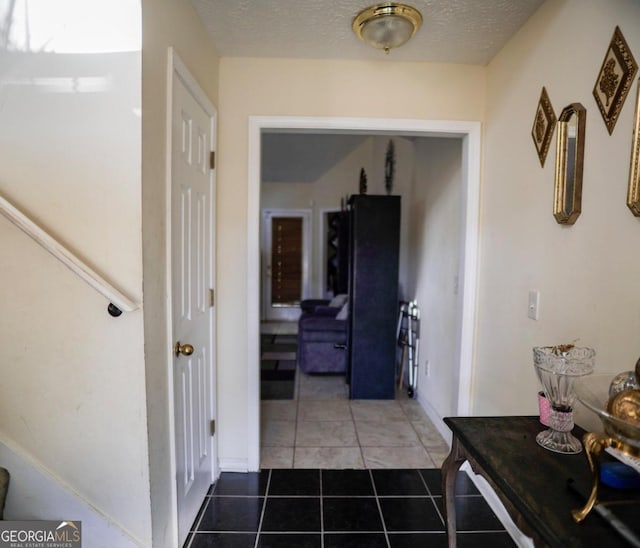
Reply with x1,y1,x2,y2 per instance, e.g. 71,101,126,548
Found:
442,416,640,547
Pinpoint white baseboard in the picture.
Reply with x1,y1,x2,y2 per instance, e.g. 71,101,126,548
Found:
0,435,143,547
416,392,453,446
218,458,249,473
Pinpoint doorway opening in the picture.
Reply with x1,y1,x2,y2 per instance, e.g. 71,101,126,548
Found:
247,117,481,471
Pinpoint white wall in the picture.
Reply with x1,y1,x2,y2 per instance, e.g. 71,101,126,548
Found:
141,0,219,546
0,1,150,544
218,57,485,466
476,0,640,416
406,139,463,419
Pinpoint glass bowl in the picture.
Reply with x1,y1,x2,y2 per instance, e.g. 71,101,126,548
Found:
574,374,640,450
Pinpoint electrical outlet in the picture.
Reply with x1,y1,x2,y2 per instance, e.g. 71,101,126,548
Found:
424,360,430,377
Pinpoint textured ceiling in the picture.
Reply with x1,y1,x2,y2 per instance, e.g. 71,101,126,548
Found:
191,0,544,65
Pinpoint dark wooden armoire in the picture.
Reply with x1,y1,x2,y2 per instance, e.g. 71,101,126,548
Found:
347,195,401,399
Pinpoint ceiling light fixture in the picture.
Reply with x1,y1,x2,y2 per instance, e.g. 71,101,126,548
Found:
352,2,423,54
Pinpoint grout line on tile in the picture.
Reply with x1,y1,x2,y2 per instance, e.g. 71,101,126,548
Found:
407,409,430,456
369,469,392,548
417,468,433,497
267,494,330,499
427,475,446,526
377,494,438,499
253,469,271,548
198,528,260,534
322,529,393,534
319,469,325,548
188,493,211,536
292,375,303,465
315,494,376,499
458,529,510,534
349,400,368,468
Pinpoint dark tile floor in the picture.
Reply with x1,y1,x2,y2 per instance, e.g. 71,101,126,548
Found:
184,469,516,548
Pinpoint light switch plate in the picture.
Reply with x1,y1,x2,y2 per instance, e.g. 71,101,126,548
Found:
528,290,540,320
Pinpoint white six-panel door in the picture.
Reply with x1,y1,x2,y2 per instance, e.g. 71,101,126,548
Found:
171,59,216,545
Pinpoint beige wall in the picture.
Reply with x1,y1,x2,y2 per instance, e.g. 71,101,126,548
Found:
373,136,416,299
476,0,640,416
217,57,485,464
407,138,463,418
141,0,219,545
0,1,150,544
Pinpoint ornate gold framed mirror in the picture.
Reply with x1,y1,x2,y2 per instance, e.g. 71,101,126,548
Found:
627,79,640,216
554,103,586,224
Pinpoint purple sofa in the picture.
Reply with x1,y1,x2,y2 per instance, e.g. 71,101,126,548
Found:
297,305,348,374
299,299,330,314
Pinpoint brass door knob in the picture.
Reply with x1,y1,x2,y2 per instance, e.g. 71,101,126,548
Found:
174,341,194,357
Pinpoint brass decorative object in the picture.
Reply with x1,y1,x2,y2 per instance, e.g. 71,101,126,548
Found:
628,79,640,216
593,26,638,135
573,370,640,522
352,3,422,53
531,87,557,167
554,103,586,224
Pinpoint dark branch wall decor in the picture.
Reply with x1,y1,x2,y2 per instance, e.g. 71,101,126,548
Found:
359,167,368,195
385,139,395,194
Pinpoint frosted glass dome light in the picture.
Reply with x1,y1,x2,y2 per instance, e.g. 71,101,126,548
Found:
352,3,423,53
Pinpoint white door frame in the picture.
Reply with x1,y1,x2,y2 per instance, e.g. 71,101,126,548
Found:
165,48,218,542
261,208,312,321
247,116,481,470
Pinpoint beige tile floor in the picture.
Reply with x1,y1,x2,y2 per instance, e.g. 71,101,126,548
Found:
260,364,451,469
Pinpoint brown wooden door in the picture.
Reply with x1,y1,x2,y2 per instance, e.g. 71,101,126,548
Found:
270,217,302,306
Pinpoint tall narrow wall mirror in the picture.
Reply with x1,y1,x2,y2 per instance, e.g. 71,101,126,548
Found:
627,79,640,216
554,103,586,224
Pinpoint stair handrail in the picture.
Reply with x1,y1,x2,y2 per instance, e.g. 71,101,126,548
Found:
0,193,139,316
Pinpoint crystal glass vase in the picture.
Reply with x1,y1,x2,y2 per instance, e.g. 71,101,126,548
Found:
533,346,595,454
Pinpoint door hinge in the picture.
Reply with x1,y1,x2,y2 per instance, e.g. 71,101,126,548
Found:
210,420,216,436
209,288,215,307
209,151,215,170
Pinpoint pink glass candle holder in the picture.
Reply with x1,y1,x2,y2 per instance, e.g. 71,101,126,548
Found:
533,346,595,454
